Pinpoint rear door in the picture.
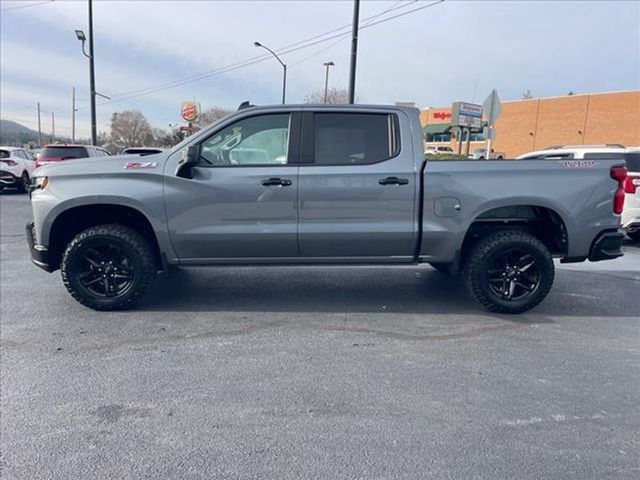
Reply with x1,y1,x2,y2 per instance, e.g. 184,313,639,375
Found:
297,109,417,260
164,111,301,260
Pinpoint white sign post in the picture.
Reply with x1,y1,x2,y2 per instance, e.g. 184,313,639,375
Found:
482,89,502,158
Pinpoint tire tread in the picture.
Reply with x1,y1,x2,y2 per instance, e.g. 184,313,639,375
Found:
464,230,554,314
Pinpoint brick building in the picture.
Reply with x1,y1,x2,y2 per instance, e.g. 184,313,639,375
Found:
420,90,640,158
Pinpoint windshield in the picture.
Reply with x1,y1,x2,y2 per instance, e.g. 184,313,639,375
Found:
40,147,88,158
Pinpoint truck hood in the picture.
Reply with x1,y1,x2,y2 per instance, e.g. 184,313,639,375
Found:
34,152,170,177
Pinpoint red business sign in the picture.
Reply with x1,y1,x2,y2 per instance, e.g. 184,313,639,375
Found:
433,111,452,120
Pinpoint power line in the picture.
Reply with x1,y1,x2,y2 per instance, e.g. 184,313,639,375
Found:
105,0,419,100
87,0,441,107
289,0,413,68
0,0,54,12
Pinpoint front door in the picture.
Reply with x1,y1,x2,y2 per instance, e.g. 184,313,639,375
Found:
297,110,417,260
165,112,300,260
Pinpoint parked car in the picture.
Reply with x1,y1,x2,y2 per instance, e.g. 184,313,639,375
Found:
27,104,625,313
622,147,640,241
515,144,626,160
35,144,110,168
424,145,453,155
121,147,167,156
0,146,36,193
469,147,504,159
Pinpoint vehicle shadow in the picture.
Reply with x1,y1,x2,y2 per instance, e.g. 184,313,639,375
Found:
142,265,638,318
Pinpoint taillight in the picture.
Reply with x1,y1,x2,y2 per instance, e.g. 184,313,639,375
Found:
0,159,18,166
610,165,627,214
624,175,639,194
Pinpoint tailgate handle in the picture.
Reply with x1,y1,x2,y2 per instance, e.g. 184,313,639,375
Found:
379,176,409,186
261,177,292,187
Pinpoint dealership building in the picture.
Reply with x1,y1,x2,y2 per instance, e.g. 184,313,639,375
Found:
419,90,640,158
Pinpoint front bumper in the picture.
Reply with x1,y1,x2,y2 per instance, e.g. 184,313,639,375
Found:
0,170,18,187
588,229,625,262
26,222,53,272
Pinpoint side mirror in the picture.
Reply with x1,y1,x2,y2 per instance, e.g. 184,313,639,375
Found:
176,145,199,178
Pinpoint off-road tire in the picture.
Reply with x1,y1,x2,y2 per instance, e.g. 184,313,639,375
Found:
61,224,156,311
464,230,554,314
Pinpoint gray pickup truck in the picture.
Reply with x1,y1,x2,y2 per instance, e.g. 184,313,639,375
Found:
27,104,627,313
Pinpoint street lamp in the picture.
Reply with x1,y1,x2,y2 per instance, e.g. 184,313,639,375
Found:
254,41,287,105
74,2,97,145
323,61,335,104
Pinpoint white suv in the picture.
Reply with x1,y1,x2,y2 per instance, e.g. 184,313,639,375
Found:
516,145,639,240
622,148,640,241
0,146,36,193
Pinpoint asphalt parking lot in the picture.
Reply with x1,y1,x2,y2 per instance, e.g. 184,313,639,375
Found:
1,190,639,480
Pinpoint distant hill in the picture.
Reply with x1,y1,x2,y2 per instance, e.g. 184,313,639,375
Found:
0,119,41,146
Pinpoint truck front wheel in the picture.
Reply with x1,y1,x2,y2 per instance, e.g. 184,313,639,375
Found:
464,230,554,314
60,224,156,311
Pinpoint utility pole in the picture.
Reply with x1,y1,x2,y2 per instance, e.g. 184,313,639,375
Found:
348,0,360,104
51,112,55,143
88,0,97,145
37,102,42,146
71,86,76,143
323,61,335,104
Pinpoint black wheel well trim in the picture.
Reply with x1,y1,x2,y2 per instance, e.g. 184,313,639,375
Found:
47,204,164,271
455,204,569,273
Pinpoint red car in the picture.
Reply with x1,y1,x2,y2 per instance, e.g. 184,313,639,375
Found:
35,144,110,169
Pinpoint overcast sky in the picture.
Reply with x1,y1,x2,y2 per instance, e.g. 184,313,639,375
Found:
1,0,639,138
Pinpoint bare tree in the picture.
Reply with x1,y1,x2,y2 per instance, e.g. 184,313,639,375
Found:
110,111,153,150
304,87,352,105
199,106,233,126
522,90,534,99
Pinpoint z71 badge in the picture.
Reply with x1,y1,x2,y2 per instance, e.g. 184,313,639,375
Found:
124,161,158,169
562,160,596,168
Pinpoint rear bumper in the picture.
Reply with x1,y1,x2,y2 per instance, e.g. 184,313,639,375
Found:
0,170,18,186
26,222,54,272
588,229,625,262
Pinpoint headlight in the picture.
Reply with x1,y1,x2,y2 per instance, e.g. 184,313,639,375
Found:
31,176,49,192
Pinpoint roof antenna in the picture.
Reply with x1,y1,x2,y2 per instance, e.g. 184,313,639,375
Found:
237,101,255,110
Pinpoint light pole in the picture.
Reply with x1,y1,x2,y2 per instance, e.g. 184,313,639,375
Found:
323,61,334,104
75,22,97,145
348,0,360,104
254,41,287,105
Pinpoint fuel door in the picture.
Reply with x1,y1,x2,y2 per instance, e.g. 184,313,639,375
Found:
434,196,462,218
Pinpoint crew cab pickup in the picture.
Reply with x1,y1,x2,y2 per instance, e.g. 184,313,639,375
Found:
26,105,626,313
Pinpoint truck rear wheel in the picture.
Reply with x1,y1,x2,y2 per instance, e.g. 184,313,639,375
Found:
60,224,156,311
464,230,554,314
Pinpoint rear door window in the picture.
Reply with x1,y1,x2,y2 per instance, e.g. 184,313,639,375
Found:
311,113,399,165
624,153,640,172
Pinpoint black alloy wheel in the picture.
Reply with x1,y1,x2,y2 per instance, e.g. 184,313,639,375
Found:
486,248,540,301
76,242,135,298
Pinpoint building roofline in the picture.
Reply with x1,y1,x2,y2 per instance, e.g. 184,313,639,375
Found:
421,89,639,110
